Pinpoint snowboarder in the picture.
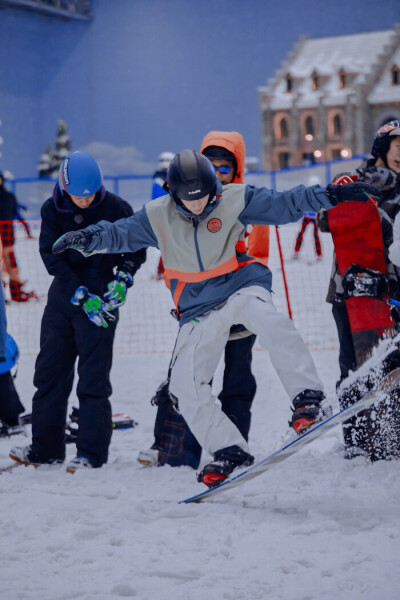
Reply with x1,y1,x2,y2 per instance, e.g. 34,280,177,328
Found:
9,151,146,473
0,239,25,436
292,176,322,261
317,120,400,460
138,131,269,469
151,151,175,280
0,171,36,301
51,150,379,486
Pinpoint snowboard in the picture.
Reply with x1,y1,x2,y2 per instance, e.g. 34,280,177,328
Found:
328,197,394,366
179,367,400,504
20,411,137,430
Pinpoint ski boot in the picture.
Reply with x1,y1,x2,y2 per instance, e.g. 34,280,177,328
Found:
0,420,26,437
197,445,254,488
137,448,160,467
9,281,37,302
289,389,326,434
9,444,63,468
66,456,95,474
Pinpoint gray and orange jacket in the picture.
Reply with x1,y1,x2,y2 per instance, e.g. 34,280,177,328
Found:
200,131,270,263
83,182,334,326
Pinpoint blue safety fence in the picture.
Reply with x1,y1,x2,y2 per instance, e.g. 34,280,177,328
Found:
4,155,366,219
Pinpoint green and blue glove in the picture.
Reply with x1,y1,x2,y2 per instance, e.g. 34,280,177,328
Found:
71,286,116,328
103,270,133,310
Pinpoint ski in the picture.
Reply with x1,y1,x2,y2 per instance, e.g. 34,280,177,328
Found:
21,411,137,430
179,367,400,504
112,413,138,429
0,462,23,475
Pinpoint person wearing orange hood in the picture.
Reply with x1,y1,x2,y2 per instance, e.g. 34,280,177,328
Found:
137,131,270,469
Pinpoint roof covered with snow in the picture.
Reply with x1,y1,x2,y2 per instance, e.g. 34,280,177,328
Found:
288,30,393,77
369,43,400,104
261,28,400,110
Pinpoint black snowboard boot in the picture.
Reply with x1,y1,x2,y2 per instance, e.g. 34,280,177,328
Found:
197,445,254,488
289,389,326,434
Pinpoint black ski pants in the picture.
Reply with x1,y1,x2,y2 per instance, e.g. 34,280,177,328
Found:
31,279,117,467
0,372,24,426
332,302,357,382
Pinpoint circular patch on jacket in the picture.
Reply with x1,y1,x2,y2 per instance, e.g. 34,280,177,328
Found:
207,218,222,233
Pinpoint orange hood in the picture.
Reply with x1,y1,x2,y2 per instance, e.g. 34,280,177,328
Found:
200,131,246,184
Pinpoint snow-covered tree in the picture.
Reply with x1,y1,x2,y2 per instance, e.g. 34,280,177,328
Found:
37,118,71,178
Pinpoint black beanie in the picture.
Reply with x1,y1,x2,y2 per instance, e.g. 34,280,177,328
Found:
202,146,237,178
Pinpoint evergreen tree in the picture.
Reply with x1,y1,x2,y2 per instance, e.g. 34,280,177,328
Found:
37,118,71,178
53,118,71,167
37,144,55,178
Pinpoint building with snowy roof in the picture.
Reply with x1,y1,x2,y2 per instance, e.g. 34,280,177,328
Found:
258,26,400,170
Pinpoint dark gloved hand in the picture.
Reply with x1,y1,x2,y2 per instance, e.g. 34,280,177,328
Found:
52,230,92,255
316,209,330,232
327,182,382,206
71,286,115,328
103,270,133,310
342,264,388,300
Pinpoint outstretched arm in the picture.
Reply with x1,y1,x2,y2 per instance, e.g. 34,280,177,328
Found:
239,182,381,227
53,206,159,256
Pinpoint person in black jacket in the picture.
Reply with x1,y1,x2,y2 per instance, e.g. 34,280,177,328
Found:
10,152,146,472
0,172,36,301
317,121,400,460
0,239,25,437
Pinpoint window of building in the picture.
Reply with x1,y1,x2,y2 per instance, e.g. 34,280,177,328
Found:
286,75,293,93
302,152,315,165
280,117,289,139
311,71,320,91
392,65,400,86
333,114,342,135
279,152,290,169
305,116,315,136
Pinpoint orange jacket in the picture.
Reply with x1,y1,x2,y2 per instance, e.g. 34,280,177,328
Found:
200,131,269,263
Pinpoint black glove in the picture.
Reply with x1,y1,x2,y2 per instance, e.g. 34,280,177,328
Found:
316,209,330,232
52,230,92,255
327,182,382,206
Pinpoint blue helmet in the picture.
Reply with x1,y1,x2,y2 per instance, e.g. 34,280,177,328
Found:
0,334,19,375
58,151,103,197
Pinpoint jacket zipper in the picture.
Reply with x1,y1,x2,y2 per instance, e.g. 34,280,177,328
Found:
193,218,205,271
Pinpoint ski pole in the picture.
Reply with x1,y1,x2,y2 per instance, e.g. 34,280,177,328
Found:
275,225,293,320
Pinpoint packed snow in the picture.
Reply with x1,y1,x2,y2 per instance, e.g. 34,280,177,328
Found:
1,223,400,600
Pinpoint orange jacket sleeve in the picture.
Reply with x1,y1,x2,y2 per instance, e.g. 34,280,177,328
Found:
247,224,270,263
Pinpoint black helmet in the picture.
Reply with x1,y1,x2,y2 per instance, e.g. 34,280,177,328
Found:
167,150,217,201
371,120,400,166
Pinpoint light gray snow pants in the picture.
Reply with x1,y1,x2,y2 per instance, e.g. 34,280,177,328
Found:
169,286,323,457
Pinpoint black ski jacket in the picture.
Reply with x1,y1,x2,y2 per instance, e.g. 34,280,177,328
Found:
0,184,18,246
40,185,146,296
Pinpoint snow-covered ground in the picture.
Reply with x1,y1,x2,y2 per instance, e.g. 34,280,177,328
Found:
1,348,400,599
1,223,400,600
